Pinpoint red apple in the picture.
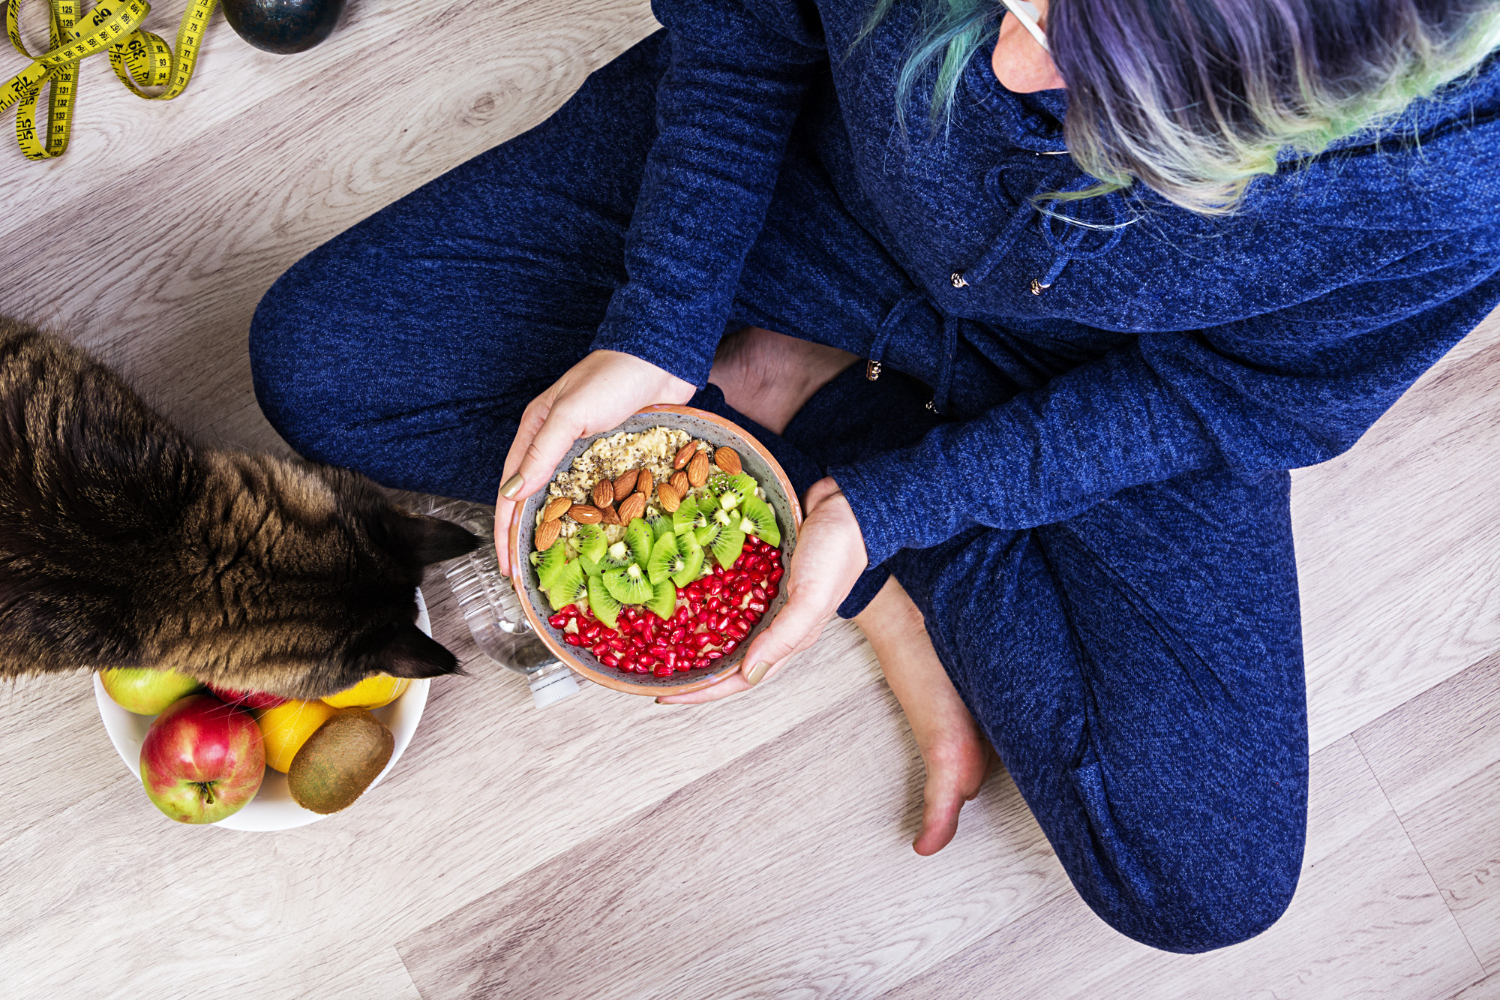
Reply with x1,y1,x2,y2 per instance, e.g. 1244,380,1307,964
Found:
207,684,286,710
140,694,265,824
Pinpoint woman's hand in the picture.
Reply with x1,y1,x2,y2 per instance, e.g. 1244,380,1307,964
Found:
658,476,868,704
494,350,695,574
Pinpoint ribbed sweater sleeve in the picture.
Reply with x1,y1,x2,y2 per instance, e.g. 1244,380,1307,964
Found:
830,247,1500,567
589,0,824,387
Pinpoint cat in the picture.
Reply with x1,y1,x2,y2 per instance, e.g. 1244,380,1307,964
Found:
0,317,481,699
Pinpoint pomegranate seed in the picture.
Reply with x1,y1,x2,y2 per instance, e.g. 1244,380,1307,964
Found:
721,638,739,653
691,632,714,650
675,643,694,659
693,657,710,670
583,624,602,641
654,663,674,677
607,638,628,653
746,599,767,614
705,650,724,660
769,566,784,583
687,601,703,618
638,654,656,667
668,626,685,644
591,641,610,657
765,583,780,600
706,579,723,596
714,613,732,633
548,613,567,629
599,653,620,668
648,643,670,658
745,611,762,625
565,633,585,646
685,584,703,599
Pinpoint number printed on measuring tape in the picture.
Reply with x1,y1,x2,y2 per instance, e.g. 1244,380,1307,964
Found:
3,0,218,160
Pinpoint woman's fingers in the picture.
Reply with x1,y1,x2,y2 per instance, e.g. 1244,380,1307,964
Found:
739,580,830,685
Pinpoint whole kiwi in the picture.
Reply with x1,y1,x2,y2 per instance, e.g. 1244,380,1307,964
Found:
287,708,394,814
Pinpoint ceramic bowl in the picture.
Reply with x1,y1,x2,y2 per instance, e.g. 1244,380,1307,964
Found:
508,405,802,696
94,589,433,831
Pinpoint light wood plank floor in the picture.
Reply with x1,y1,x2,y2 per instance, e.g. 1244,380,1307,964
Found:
2,1,1499,997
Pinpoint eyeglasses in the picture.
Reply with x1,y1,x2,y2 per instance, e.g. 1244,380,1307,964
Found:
998,0,1050,52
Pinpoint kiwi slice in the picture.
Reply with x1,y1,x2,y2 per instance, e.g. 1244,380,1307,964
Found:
624,518,653,568
601,538,634,571
572,523,608,564
673,497,707,537
535,544,568,591
695,505,734,547
644,578,677,621
547,560,589,612
579,552,604,579
737,495,781,547
604,563,654,605
646,531,680,586
646,513,674,543
711,525,747,570
588,573,621,630
672,531,705,588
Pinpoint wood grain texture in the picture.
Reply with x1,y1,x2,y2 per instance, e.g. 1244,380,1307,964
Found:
1357,652,1500,973
397,681,1071,1000
2,0,1500,995
1294,311,1500,752
877,738,1485,1000
1453,974,1500,1000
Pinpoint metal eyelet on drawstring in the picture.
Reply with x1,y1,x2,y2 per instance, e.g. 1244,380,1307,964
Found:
865,359,882,381
950,272,968,289
1030,278,1050,295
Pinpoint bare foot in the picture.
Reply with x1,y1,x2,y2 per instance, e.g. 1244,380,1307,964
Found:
707,326,859,435
856,576,994,855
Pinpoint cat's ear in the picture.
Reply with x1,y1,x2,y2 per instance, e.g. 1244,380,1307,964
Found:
359,624,464,679
393,514,481,565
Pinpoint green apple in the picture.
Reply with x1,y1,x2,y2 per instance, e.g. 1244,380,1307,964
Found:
100,668,203,715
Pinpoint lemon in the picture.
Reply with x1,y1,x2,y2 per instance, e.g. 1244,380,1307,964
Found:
256,699,337,773
321,675,410,710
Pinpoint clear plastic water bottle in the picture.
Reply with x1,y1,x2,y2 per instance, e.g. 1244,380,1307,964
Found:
421,498,581,709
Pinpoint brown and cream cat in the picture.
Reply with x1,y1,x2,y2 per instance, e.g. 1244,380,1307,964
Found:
0,317,480,698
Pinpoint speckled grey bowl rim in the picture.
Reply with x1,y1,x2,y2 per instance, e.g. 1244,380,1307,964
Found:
508,405,802,696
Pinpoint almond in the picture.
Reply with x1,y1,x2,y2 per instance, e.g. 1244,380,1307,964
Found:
687,449,710,488
592,480,615,509
600,505,621,526
534,518,562,551
569,504,603,524
670,470,690,494
613,469,639,497
714,447,742,476
636,468,654,500
673,442,697,469
657,482,682,512
543,496,574,522
617,492,646,523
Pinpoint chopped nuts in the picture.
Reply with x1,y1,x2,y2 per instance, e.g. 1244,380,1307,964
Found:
714,447,742,476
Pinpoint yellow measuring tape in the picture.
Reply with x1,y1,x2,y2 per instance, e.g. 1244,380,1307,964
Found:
2,0,216,160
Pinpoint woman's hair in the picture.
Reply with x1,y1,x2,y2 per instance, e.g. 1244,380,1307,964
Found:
866,0,1500,213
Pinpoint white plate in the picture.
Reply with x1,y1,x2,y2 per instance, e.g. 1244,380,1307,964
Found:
94,589,433,831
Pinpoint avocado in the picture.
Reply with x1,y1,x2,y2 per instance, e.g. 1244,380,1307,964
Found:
286,708,394,814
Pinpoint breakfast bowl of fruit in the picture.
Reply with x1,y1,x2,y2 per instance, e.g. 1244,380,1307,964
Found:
92,590,433,830
508,406,801,696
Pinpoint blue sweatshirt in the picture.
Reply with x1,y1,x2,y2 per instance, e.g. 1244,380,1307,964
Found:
589,0,1500,567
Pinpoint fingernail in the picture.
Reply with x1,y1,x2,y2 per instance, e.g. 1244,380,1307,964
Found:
746,660,772,685
499,473,524,499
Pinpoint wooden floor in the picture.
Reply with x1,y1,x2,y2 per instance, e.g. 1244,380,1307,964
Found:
3,1,1500,997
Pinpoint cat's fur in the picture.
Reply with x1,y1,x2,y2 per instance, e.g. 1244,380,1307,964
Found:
0,317,480,698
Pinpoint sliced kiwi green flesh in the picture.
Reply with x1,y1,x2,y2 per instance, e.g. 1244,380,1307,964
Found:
646,531,680,586
535,544,568,591
644,578,676,621
737,494,780,547
547,560,588,612
695,505,734,547
672,531,705,588
604,563,654,604
579,552,604,579
624,518,653,567
601,538,634,571
588,573,621,630
673,497,707,537
572,523,608,564
711,525,747,570
647,513,674,542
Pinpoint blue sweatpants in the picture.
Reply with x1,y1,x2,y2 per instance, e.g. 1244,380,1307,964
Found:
249,33,1307,953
